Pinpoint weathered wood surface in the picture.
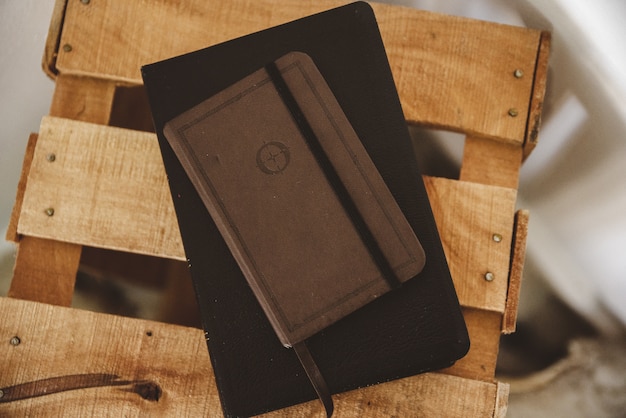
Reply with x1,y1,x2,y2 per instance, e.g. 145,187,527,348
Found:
0,297,507,417
5,134,38,243
53,0,542,144
423,176,517,313
460,136,523,189
442,308,502,382
7,74,121,306
17,116,517,314
502,209,530,333
523,32,551,159
7,236,80,307
49,74,118,124
17,117,183,261
0,1,550,415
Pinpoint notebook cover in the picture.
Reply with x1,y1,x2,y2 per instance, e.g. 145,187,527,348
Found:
142,2,469,416
162,51,425,347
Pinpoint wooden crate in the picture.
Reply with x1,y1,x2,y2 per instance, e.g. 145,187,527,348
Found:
1,0,549,416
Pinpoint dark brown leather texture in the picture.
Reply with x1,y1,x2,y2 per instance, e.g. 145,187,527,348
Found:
142,3,469,417
163,51,425,347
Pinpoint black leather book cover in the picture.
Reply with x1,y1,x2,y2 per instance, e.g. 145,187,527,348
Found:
142,3,469,417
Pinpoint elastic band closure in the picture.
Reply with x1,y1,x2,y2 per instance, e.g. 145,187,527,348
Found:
265,60,401,290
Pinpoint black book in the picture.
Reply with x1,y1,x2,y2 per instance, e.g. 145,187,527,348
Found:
142,3,469,417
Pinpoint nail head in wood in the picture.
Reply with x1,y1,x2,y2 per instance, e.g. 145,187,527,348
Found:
508,108,519,117
10,336,21,346
514,69,524,78
484,272,495,282
45,208,55,217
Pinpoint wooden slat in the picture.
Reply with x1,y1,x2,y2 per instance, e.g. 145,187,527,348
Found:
6,74,119,305
49,74,117,123
41,0,68,79
18,117,517,313
523,32,552,160
442,308,502,382
0,297,215,417
424,176,517,313
502,209,530,333
459,136,523,189
5,134,38,243
0,297,506,417
7,236,81,306
18,117,184,261
54,0,541,143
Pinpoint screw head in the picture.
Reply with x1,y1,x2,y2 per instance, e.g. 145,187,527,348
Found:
46,153,56,162
81,0,91,4
508,108,519,117
45,208,55,217
10,336,21,346
492,233,503,243
484,272,495,282
63,44,72,53
514,69,524,78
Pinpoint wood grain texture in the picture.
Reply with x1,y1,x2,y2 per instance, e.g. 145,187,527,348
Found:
18,117,516,314
0,297,215,417
0,297,507,417
49,74,117,124
502,209,530,333
460,135,523,189
523,32,551,160
442,308,502,382
54,0,541,143
7,236,81,306
5,134,38,243
41,0,68,79
17,116,184,260
424,176,517,313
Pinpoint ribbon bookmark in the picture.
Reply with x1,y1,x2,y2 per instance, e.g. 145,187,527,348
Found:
293,341,334,417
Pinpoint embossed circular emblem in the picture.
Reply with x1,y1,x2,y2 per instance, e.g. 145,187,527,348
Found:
256,141,290,174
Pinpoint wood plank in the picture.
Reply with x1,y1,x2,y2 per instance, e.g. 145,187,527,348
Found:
49,74,117,124
18,116,184,261
0,296,215,417
502,210,529,334
6,74,118,306
261,374,505,417
0,297,506,417
459,135,523,189
442,308,502,382
5,134,38,243
54,0,541,143
18,117,517,313
41,0,68,79
7,236,81,306
523,31,552,160
424,176,517,313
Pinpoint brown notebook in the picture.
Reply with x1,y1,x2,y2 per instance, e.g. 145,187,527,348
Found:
163,51,425,347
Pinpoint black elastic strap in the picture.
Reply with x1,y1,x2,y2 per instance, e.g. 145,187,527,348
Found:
265,61,401,290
